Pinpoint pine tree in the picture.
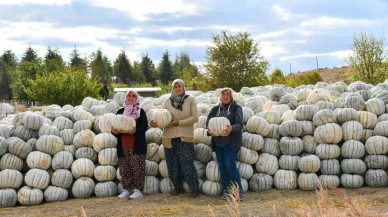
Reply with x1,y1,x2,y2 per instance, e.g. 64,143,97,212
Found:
13,46,42,100
132,61,146,84
158,50,174,85
172,51,198,78
90,49,111,86
1,50,18,68
44,46,65,73
21,46,39,63
70,45,87,72
141,53,156,85
0,50,17,100
113,50,132,85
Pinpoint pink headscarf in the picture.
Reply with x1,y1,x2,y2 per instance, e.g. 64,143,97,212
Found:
123,89,141,119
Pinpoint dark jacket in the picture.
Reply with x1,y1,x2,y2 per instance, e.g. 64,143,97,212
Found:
205,101,243,152
114,108,148,158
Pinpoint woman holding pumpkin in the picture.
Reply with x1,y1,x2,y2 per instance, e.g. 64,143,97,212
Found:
150,79,200,198
112,89,148,199
206,88,244,201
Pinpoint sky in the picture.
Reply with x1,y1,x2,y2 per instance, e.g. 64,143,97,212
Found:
0,0,387,74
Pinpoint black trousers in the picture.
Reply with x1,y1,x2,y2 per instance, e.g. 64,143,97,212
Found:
165,138,199,191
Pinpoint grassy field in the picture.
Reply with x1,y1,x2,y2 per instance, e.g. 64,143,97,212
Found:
1,186,388,217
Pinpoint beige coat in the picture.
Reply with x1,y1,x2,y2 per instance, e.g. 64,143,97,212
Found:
161,95,198,148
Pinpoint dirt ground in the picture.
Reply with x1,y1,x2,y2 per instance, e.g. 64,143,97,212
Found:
1,187,388,217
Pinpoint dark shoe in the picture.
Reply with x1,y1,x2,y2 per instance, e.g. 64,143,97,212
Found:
188,190,200,198
170,188,182,196
239,191,245,201
220,189,228,200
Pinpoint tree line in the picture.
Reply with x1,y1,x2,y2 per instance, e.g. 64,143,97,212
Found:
0,29,386,106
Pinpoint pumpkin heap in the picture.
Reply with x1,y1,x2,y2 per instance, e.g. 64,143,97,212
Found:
1,80,388,207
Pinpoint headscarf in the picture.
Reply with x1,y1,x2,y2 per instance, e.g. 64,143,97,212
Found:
123,89,141,119
170,79,188,110
217,87,234,116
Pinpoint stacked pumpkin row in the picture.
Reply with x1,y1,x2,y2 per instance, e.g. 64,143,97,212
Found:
0,95,133,207
2,80,388,207
231,81,388,192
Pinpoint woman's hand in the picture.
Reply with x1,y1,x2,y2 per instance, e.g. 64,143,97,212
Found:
127,128,136,135
207,129,215,137
111,128,120,135
150,120,159,128
223,125,233,136
167,120,179,128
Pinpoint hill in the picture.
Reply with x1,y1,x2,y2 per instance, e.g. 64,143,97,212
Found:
289,66,353,84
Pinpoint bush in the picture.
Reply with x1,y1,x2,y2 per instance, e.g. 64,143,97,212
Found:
269,68,286,84
286,71,323,87
25,68,103,106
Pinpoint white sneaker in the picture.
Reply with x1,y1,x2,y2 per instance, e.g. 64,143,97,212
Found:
118,189,132,199
129,189,143,199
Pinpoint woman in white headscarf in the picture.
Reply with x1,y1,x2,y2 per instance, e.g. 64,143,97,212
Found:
150,79,200,198
112,89,148,199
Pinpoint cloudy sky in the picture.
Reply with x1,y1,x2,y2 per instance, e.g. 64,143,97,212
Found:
0,0,387,74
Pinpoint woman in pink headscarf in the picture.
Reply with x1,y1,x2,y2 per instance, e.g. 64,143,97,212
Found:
112,89,148,199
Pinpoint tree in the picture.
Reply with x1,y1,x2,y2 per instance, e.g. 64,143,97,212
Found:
1,50,18,68
172,51,199,78
24,67,103,106
90,49,111,85
22,46,39,63
0,50,18,100
204,30,269,91
113,50,132,85
12,47,42,100
0,60,13,100
345,29,387,84
70,45,87,72
141,53,157,85
132,60,146,84
158,50,174,85
44,46,65,73
269,68,286,84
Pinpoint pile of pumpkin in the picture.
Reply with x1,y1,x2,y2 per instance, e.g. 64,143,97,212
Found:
1,80,388,207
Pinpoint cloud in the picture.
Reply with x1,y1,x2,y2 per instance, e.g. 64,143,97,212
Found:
254,29,317,41
0,0,71,5
299,16,373,29
0,20,139,61
279,50,352,62
87,0,201,21
129,38,211,49
0,20,214,63
260,41,288,58
272,5,293,21
272,4,306,21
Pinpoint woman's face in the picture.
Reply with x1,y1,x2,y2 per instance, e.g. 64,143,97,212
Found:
221,90,232,104
173,82,184,96
126,92,137,105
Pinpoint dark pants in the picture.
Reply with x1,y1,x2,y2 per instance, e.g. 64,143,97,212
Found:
214,144,243,192
165,138,199,192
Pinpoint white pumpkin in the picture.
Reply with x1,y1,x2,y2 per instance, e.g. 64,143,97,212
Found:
151,109,173,128
111,115,136,133
208,117,231,136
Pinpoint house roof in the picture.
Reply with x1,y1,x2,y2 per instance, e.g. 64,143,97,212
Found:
114,87,162,92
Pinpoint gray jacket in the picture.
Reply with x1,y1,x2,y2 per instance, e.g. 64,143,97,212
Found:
205,101,243,152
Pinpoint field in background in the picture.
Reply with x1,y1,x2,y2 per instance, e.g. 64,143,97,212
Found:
290,66,353,84
1,187,388,217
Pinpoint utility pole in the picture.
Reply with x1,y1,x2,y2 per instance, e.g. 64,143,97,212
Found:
316,56,319,70
289,63,291,75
